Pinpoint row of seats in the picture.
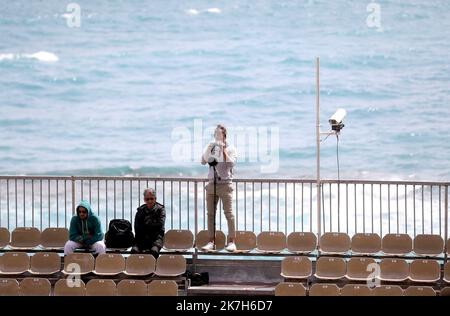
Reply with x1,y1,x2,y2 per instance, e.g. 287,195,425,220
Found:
0,278,178,296
281,256,450,283
275,282,450,296
0,252,186,277
2,226,449,256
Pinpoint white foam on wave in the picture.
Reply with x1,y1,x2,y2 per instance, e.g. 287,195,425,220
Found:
0,51,59,62
186,9,199,15
206,8,221,14
186,8,221,15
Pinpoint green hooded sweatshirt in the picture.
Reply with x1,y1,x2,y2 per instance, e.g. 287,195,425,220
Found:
69,200,104,245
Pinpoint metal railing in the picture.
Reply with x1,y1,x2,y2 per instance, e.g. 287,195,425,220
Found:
0,176,448,241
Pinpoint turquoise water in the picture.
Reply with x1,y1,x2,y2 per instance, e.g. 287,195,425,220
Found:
0,0,449,180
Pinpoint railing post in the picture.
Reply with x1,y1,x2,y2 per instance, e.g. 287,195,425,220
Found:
71,176,76,215
445,185,448,262
193,181,198,272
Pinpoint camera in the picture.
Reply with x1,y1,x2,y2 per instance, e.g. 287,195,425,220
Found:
207,143,221,166
328,108,346,131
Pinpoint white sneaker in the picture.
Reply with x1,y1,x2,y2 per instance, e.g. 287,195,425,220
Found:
201,242,215,252
225,242,237,252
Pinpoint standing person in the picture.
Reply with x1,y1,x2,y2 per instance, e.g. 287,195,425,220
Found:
201,124,237,252
132,188,166,258
64,200,106,255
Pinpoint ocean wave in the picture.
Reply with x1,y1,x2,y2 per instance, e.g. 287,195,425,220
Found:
186,8,221,15
0,51,58,62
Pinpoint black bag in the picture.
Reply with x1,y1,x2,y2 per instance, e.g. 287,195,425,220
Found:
105,219,135,248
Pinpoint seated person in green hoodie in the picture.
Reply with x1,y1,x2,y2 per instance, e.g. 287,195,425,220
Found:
64,200,106,255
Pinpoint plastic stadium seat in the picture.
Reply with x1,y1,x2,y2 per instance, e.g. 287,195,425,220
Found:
10,227,41,249
381,234,412,255
163,229,194,252
256,231,286,253
405,286,436,296
148,280,178,296
314,257,346,280
286,232,317,254
54,279,86,296
379,259,409,282
319,232,351,254
309,284,340,296
40,227,69,249
233,231,257,253
351,233,381,254
409,259,440,283
373,285,404,296
0,279,19,296
195,230,226,251
93,253,125,276
124,254,155,276
0,252,29,274
86,279,117,296
63,253,95,275
440,287,450,296
413,234,444,256
30,252,61,274
117,279,147,296
0,228,10,248
346,257,377,281
154,255,186,277
340,284,372,296
280,256,312,279
274,282,306,296
444,262,450,283
20,278,51,296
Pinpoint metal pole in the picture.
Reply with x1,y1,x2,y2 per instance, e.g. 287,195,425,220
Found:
316,57,321,240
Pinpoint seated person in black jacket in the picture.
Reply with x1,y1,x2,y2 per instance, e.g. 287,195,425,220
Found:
132,188,166,258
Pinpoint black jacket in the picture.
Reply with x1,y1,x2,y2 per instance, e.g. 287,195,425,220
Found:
134,202,166,250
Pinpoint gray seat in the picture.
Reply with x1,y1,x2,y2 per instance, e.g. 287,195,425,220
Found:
409,259,440,283
256,231,286,253
54,279,86,296
40,227,69,249
413,234,444,256
10,227,41,249
280,256,312,279
124,254,155,276
340,284,372,296
86,279,117,296
20,278,51,296
117,279,147,296
382,234,412,255
0,252,30,274
0,228,10,249
195,230,226,251
405,286,436,296
148,280,178,296
373,285,404,296
319,232,351,254
274,282,306,296
163,229,194,252
286,232,317,254
379,258,409,282
30,252,61,274
314,257,346,280
351,233,381,254
309,283,340,296
0,279,19,296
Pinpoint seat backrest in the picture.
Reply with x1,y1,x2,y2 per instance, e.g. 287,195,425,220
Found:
280,256,312,279
20,278,51,296
274,282,306,296
86,279,117,296
10,227,41,248
441,287,450,296
257,231,286,252
444,262,450,282
315,257,346,279
382,234,412,255
346,257,377,280
163,229,194,251
117,279,147,296
351,233,381,254
63,253,95,275
319,232,351,254
286,232,317,253
340,284,372,296
148,280,178,296
125,254,155,276
54,279,86,296
413,234,444,256
409,259,440,282
40,227,69,249
309,284,340,296
0,227,10,248
405,286,436,296
0,279,20,296
447,239,450,254
234,231,257,252
0,252,29,274
30,252,61,274
373,285,404,296
195,230,226,251
94,253,125,275
379,259,409,281
154,255,186,277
